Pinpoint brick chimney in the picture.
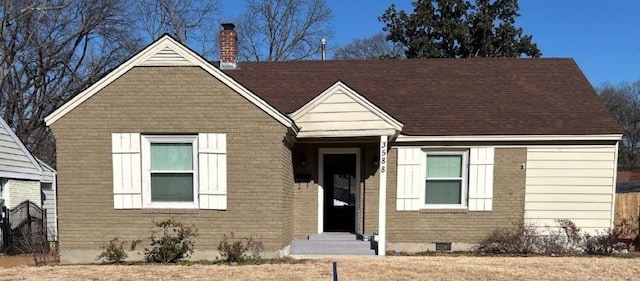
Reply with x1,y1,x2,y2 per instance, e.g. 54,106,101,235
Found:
219,23,237,70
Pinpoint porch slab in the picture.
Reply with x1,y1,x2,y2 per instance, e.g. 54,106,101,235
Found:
308,232,358,241
291,233,376,255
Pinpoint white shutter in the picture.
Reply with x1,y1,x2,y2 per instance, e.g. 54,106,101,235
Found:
468,147,494,211
198,133,227,210
112,133,142,209
396,147,422,211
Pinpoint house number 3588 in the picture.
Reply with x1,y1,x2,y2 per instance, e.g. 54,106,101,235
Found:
380,140,387,173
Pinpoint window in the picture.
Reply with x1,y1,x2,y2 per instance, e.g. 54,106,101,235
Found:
142,135,198,208
112,133,227,210
396,147,493,212
423,151,468,208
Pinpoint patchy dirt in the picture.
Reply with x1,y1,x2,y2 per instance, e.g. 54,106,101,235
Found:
0,253,59,268
0,255,36,268
0,256,638,281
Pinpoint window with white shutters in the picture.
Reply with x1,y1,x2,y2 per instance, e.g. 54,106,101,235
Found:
112,133,227,210
396,147,494,211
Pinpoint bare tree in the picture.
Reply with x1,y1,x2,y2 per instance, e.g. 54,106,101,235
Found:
598,81,640,170
235,0,333,61
0,0,141,165
134,0,221,59
333,32,404,60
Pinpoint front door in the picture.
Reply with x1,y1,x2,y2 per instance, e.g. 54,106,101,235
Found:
323,153,356,232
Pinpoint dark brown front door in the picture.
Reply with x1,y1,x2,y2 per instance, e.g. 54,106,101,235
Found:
323,154,356,232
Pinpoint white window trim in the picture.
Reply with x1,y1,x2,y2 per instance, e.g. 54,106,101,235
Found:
141,135,199,209
420,150,469,209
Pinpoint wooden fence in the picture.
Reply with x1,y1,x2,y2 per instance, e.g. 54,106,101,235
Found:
614,193,640,240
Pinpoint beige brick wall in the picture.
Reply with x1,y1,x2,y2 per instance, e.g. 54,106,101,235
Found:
51,67,292,262
363,142,379,236
281,141,294,248
6,179,41,209
292,143,318,239
386,147,526,244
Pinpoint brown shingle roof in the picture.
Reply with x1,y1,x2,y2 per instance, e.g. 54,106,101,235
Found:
222,58,621,136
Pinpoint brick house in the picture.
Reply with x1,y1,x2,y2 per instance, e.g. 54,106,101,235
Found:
45,25,621,263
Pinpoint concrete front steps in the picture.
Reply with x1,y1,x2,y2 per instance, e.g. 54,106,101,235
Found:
290,233,377,255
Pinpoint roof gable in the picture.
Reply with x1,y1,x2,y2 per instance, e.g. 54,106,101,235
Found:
45,35,297,132
291,81,402,138
0,118,42,180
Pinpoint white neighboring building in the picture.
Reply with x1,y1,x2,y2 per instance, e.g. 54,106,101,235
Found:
38,158,57,239
0,117,57,239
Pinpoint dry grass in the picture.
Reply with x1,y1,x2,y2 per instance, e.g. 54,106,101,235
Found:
0,256,638,281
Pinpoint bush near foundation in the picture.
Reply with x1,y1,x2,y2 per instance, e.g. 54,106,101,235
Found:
477,222,541,254
583,229,628,255
144,218,198,263
478,219,629,256
97,237,139,264
217,233,264,264
612,217,640,250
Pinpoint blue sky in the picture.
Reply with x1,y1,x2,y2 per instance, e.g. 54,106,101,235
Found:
223,0,640,88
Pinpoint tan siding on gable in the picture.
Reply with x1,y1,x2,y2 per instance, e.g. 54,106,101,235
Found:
525,145,617,233
295,91,398,137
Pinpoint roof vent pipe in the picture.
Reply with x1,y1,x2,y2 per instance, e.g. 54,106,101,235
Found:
321,38,326,61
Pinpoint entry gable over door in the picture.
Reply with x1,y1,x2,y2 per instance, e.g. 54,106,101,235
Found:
291,81,403,138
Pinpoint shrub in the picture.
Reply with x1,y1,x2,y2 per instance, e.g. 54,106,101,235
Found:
217,233,264,263
538,219,584,255
613,217,640,250
11,223,58,266
477,221,541,254
584,229,628,255
479,219,629,256
538,230,567,255
614,217,639,238
97,237,139,264
557,219,582,245
144,218,198,263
